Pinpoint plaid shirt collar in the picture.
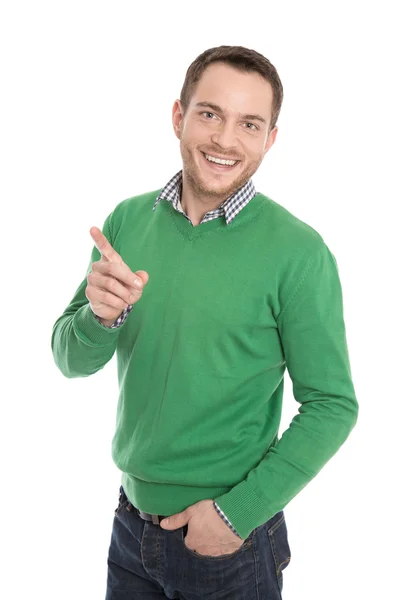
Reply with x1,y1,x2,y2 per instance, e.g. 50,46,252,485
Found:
152,170,257,225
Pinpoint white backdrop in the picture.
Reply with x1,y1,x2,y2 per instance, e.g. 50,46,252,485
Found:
1,1,398,598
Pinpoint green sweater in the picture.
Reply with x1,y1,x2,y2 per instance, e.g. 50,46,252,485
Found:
51,189,358,540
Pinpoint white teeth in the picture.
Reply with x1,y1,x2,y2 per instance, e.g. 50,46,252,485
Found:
204,153,237,166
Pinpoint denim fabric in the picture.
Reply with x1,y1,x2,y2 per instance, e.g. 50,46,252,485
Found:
105,486,291,599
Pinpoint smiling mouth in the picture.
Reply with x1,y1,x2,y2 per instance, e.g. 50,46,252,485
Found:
200,151,240,171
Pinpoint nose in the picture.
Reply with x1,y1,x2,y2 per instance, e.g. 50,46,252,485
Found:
211,121,238,151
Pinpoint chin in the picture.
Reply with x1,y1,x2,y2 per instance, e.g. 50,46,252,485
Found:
199,165,244,191
194,174,237,197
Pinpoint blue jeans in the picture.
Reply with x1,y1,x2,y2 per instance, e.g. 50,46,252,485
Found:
105,485,291,599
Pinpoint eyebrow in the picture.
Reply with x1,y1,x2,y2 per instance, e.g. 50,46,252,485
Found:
194,101,267,125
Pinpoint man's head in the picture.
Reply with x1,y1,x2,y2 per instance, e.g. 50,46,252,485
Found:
172,46,283,202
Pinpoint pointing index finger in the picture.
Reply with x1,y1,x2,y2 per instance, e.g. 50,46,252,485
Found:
89,226,121,263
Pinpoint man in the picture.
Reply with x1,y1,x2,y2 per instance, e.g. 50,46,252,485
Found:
51,45,358,599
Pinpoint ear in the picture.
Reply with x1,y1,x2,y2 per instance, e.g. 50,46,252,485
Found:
263,126,278,158
172,99,184,140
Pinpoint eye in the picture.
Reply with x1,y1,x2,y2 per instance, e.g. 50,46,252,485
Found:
244,122,258,131
201,111,216,119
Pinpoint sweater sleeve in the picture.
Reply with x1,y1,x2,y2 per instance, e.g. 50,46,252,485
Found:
214,242,359,540
51,211,129,378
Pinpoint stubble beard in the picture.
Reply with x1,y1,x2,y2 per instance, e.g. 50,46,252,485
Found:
181,141,260,203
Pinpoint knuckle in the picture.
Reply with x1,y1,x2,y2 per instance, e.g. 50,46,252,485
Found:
106,291,117,306
108,264,117,278
86,285,96,302
108,278,119,295
96,289,105,302
102,291,111,305
108,292,123,308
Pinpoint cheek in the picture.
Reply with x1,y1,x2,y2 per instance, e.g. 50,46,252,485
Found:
187,121,211,142
246,143,265,164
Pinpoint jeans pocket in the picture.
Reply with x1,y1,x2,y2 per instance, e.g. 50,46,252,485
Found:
182,524,254,560
267,512,291,589
114,485,130,516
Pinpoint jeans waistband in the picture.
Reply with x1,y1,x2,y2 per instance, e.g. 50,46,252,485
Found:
119,485,168,525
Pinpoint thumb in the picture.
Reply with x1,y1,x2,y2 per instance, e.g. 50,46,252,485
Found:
159,511,189,530
135,270,149,286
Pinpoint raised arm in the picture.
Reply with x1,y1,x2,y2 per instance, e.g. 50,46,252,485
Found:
51,213,148,378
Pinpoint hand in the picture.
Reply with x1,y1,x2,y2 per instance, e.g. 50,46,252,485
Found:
86,226,149,323
160,499,244,557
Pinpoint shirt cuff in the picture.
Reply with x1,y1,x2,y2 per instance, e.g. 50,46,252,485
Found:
213,501,242,539
93,304,134,328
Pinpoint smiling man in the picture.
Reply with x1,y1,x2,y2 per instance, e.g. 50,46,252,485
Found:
51,45,358,599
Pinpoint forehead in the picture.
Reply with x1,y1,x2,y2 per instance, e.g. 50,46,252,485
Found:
189,62,273,119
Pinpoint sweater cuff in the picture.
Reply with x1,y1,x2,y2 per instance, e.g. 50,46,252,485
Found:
73,304,123,346
214,480,269,541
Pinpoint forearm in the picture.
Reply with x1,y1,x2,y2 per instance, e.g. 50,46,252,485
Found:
51,212,127,378
51,302,120,378
215,384,358,540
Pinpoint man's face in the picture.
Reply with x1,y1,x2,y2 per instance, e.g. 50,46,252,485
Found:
172,62,278,201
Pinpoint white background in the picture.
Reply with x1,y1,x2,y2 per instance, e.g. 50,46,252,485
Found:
1,1,399,598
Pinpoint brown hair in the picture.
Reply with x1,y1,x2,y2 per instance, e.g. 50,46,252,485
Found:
180,45,284,134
